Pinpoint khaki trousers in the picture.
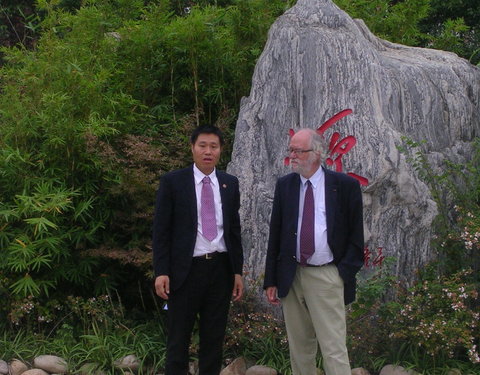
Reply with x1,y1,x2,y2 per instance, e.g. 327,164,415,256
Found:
281,264,351,375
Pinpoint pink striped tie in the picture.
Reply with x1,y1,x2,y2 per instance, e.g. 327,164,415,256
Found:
201,176,217,241
300,180,315,265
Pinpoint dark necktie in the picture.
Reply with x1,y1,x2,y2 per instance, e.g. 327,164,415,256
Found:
201,176,217,241
300,180,315,265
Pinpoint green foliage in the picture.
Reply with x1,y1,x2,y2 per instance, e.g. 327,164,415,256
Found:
346,261,480,371
0,0,40,51
333,0,431,45
389,268,480,364
421,0,480,64
225,273,291,373
332,0,480,65
0,1,143,302
0,0,290,315
385,136,480,367
347,257,398,369
427,18,470,58
0,314,166,374
6,293,122,333
398,137,480,274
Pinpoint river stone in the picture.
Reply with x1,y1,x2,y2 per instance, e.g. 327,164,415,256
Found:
352,368,371,375
245,365,277,375
33,355,67,374
220,357,247,375
22,370,49,375
0,361,9,375
9,360,29,375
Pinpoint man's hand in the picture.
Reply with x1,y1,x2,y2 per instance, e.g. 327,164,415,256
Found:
232,274,244,302
155,275,170,300
265,286,281,305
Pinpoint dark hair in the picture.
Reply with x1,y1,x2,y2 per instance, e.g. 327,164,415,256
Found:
190,125,224,146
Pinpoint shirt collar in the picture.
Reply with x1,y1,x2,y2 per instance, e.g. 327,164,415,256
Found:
299,166,324,189
193,164,217,186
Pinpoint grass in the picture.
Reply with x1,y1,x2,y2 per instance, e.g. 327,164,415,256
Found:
2,322,480,375
0,321,167,374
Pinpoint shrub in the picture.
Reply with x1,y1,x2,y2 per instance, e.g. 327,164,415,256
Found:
389,268,479,364
0,0,291,314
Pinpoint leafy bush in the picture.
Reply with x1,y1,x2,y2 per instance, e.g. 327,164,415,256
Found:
0,0,289,318
333,0,430,45
346,258,397,370
389,268,479,364
224,272,291,373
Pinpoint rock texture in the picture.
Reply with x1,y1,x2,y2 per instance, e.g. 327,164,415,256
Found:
9,360,29,375
33,356,67,374
0,361,8,375
22,370,49,375
352,368,371,375
228,0,480,290
245,365,277,375
222,357,247,375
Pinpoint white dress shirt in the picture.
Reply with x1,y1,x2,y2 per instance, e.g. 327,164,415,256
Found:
296,167,334,265
193,164,227,256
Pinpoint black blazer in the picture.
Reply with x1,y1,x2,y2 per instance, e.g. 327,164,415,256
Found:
152,165,243,291
263,167,364,305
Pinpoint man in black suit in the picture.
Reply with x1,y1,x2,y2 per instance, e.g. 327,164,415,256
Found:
264,128,364,375
153,125,244,375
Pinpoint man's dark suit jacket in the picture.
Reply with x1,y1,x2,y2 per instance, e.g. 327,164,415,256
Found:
263,167,364,305
153,165,243,291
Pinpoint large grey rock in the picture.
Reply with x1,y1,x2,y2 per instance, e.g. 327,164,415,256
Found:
228,0,480,294
33,356,67,374
9,360,29,375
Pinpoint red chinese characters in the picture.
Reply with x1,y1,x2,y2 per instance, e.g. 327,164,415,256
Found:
363,246,385,268
286,109,369,186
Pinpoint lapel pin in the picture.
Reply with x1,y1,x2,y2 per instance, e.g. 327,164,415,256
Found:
222,184,227,188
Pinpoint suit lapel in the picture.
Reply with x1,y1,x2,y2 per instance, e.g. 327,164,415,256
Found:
324,168,337,240
290,173,300,224
186,165,197,223
216,171,229,225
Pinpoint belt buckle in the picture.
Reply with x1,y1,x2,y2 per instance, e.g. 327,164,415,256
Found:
205,252,213,260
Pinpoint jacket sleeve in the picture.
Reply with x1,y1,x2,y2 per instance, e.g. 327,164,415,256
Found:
263,179,282,289
336,178,365,283
152,174,173,277
230,176,244,275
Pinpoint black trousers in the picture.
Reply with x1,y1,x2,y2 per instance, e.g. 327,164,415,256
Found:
165,253,233,375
